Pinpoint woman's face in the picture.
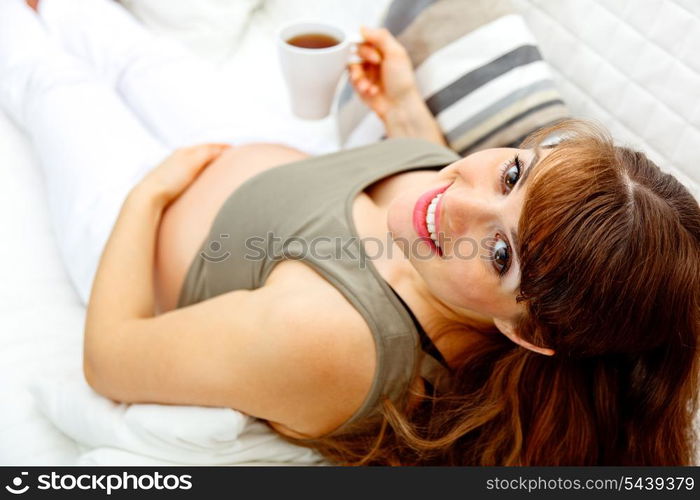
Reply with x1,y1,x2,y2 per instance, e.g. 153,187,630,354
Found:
387,147,547,325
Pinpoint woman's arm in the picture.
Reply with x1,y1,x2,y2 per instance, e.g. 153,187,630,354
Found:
349,27,446,147
84,144,229,362
382,90,447,146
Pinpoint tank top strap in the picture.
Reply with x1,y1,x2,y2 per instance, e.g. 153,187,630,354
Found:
418,354,452,395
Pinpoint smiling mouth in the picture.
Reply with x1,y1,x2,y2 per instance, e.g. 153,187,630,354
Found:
413,183,450,257
426,193,442,250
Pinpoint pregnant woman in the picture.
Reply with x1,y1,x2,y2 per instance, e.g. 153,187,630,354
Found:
1,0,698,466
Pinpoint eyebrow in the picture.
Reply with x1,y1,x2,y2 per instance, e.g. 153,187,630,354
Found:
515,148,540,193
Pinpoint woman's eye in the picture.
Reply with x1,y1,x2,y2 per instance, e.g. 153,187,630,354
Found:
492,238,511,275
502,155,522,192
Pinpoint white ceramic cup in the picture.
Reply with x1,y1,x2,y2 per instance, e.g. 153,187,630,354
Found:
277,21,358,120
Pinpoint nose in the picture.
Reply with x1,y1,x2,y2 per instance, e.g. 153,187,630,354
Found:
441,186,496,238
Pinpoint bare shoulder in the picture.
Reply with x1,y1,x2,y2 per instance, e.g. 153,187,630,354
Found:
263,260,377,438
263,261,430,437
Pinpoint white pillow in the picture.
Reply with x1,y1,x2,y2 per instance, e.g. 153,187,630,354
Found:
28,373,327,465
118,0,263,61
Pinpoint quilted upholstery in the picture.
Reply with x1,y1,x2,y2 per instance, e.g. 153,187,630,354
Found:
511,0,700,199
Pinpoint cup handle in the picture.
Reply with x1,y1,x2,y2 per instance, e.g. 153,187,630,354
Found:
347,34,364,65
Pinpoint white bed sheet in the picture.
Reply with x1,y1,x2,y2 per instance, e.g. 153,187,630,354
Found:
1,0,698,466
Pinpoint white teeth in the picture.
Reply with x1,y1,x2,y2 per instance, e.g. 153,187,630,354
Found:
425,192,443,250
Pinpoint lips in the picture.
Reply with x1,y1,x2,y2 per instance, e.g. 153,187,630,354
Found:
412,183,451,255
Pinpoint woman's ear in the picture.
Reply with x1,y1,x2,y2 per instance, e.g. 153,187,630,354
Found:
493,318,555,356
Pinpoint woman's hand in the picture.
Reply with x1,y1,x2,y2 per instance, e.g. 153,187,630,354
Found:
349,26,420,120
349,27,446,146
136,143,230,207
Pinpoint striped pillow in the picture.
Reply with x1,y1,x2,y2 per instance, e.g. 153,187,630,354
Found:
336,0,569,155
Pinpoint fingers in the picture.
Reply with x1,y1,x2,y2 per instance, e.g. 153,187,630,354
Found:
173,143,231,166
349,27,407,101
365,64,380,96
357,43,381,64
349,63,379,98
359,26,406,57
350,42,381,96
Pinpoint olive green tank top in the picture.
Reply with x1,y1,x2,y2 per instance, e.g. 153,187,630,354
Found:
177,138,460,437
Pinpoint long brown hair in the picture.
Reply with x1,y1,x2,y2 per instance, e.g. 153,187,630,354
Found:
283,119,700,465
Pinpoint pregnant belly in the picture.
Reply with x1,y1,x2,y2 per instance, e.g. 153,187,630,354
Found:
154,143,310,313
